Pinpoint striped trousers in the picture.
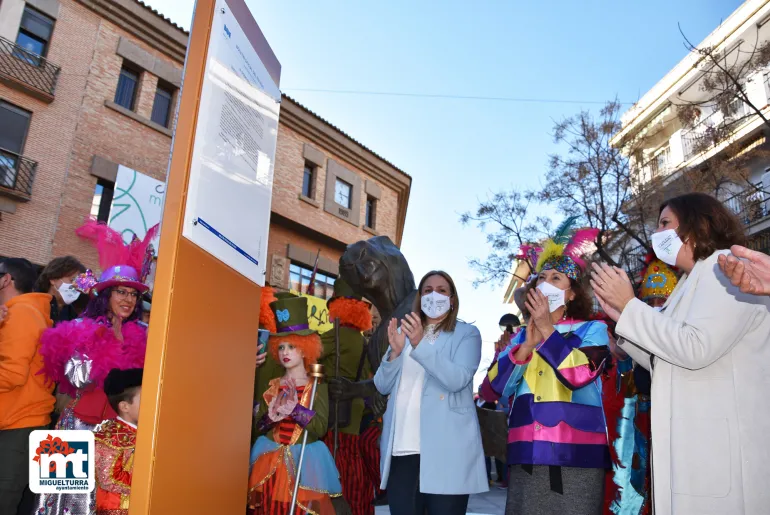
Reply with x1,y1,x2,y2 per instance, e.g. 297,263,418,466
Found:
322,432,374,515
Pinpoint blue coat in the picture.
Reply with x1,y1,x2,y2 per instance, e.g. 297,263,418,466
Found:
373,321,489,495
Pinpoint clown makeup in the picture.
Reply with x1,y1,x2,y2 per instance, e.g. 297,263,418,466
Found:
277,341,304,370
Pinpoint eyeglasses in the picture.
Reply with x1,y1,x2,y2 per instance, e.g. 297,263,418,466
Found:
113,289,140,301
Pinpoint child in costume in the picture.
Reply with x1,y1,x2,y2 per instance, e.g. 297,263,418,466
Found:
481,223,610,515
95,368,143,515
35,220,155,515
248,296,342,515
319,279,374,515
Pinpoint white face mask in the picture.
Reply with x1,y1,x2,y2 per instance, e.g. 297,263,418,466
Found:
58,282,81,305
536,281,567,313
651,228,683,267
421,292,451,319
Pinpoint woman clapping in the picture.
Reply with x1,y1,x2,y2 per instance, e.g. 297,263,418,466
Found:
592,193,770,515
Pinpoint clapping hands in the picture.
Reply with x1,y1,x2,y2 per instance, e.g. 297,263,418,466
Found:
718,245,770,296
268,377,298,422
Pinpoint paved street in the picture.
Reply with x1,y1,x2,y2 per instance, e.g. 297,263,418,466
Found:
374,487,507,515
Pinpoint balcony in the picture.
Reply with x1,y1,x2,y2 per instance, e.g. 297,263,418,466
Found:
0,36,60,102
724,184,768,227
682,101,748,162
0,148,37,201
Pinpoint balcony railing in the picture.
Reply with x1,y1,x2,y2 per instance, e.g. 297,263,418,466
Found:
0,36,60,98
682,101,747,161
647,146,671,178
724,184,768,227
0,148,37,200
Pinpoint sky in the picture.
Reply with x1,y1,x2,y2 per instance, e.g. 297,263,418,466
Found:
144,0,743,385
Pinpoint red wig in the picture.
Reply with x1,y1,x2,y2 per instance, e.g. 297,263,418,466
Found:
268,333,322,371
328,298,372,332
259,286,277,333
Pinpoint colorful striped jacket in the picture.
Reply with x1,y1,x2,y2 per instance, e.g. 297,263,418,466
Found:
481,319,610,469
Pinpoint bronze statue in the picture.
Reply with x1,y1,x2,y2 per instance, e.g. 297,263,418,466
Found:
328,236,417,415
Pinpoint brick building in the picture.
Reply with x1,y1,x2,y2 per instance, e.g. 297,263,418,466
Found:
0,0,411,295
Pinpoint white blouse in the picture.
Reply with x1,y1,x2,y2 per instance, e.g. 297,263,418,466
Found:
392,324,439,456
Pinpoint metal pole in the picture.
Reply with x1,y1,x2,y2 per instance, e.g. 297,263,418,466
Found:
333,316,340,459
289,363,325,514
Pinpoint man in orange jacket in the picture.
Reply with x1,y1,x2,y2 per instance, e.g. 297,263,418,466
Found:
0,258,55,515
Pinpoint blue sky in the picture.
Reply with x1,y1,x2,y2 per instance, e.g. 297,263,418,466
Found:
145,0,743,382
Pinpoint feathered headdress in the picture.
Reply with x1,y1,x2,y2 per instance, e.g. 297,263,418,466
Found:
533,216,599,282
74,219,159,295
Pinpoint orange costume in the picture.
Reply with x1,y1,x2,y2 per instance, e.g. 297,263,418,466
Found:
94,418,136,515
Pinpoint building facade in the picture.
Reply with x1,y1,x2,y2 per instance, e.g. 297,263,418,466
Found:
612,0,770,254
0,0,411,296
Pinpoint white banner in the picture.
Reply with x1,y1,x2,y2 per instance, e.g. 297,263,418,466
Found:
181,0,280,286
109,165,165,246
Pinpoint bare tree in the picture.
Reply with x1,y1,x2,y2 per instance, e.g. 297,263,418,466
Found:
540,100,660,269
676,25,770,197
460,189,551,287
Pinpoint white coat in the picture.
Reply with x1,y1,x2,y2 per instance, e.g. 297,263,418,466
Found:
616,250,770,515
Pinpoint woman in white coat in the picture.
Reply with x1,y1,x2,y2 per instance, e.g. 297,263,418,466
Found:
374,270,488,515
592,192,770,515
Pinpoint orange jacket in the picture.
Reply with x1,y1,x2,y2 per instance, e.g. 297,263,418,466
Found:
0,293,55,430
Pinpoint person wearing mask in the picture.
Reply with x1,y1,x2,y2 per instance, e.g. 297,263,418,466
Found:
374,270,487,515
0,258,55,515
34,256,87,428
592,192,770,515
34,256,87,325
482,228,610,515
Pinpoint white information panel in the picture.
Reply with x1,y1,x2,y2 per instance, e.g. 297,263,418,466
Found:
182,0,281,285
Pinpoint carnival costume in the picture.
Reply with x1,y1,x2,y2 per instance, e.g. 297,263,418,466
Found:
319,279,374,515
35,220,155,515
248,296,342,515
481,223,611,514
603,257,678,515
94,368,142,515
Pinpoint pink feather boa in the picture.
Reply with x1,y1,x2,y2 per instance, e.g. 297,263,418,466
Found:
39,318,147,397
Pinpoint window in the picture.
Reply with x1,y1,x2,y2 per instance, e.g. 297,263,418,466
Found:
151,84,174,127
334,178,352,209
0,102,32,189
365,196,376,229
14,7,54,65
289,263,336,299
114,66,139,110
90,180,115,223
302,162,315,198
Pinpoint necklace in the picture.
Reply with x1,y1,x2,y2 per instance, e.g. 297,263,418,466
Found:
423,324,440,344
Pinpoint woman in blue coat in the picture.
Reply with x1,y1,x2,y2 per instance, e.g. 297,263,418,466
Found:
374,270,488,515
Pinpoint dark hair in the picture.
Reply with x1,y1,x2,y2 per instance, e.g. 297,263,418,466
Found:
107,386,140,414
565,278,594,321
660,192,746,262
521,277,594,321
34,256,86,293
0,258,38,294
82,286,143,322
412,270,459,333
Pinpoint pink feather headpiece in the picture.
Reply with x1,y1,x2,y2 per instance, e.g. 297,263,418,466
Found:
74,219,159,295
534,227,599,281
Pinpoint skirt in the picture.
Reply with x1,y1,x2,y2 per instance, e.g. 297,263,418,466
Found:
505,464,605,515
248,436,342,515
